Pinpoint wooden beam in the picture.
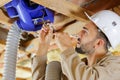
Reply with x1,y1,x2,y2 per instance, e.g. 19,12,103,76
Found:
32,0,91,22
0,74,2,79
113,7,120,16
16,66,31,79
0,9,15,26
16,78,31,80
17,66,31,72
0,44,5,54
17,50,30,63
0,0,11,7
54,17,76,30
0,27,8,44
118,5,120,9
53,13,76,30
80,0,120,13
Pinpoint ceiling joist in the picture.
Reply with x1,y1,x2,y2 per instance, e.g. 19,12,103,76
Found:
113,6,120,16
0,9,15,26
32,0,92,22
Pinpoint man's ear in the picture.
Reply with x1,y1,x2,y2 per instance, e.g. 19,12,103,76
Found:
94,39,104,49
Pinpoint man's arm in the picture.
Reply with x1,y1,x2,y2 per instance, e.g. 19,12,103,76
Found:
31,26,53,80
31,54,47,80
61,47,120,80
55,32,120,80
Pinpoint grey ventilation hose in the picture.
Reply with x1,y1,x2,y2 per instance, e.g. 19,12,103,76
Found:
3,22,22,80
45,61,62,80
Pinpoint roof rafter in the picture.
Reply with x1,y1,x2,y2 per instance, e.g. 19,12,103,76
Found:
32,0,92,22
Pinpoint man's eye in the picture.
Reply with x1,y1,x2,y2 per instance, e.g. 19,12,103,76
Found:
82,30,87,35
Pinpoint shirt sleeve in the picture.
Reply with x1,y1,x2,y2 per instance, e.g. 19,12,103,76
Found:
60,47,120,80
31,55,47,80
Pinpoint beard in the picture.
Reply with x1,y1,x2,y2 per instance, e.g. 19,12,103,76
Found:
75,44,87,54
75,40,95,54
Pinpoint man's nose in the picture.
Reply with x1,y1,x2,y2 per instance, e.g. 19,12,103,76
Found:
77,37,81,42
78,30,84,39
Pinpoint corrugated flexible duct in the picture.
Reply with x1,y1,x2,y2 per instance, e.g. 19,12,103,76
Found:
3,22,22,80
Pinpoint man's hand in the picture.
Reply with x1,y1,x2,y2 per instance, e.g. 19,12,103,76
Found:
39,26,53,45
55,33,73,52
36,24,53,56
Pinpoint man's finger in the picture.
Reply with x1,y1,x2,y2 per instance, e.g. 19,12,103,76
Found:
42,27,49,32
47,29,54,40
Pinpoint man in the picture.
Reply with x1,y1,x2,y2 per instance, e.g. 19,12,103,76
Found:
32,10,120,80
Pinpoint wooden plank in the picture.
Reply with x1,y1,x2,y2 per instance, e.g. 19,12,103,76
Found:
0,9,15,26
0,74,2,80
0,44,5,54
16,66,31,79
82,0,120,13
0,0,11,7
0,23,10,30
53,13,76,30
32,0,91,22
113,7,120,16
0,27,8,44
54,18,76,30
16,78,31,80
118,5,120,9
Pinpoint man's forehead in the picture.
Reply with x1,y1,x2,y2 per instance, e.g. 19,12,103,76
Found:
84,21,98,31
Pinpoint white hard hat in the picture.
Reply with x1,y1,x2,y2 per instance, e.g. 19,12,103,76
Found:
85,10,120,49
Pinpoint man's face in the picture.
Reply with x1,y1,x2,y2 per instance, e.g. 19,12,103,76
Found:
75,21,98,54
